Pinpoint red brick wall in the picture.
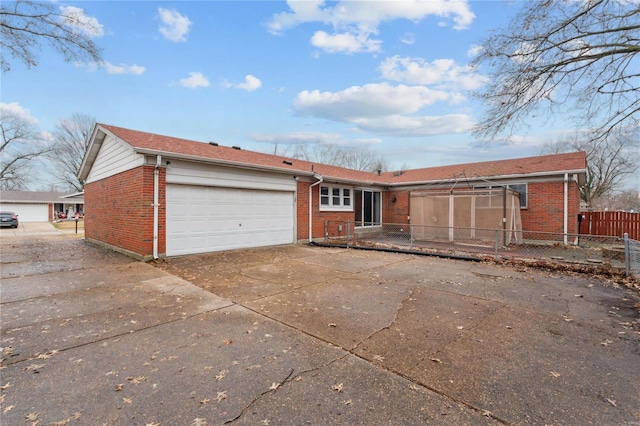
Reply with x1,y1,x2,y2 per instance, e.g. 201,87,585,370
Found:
296,181,354,241
84,166,166,259
383,190,410,224
520,180,581,234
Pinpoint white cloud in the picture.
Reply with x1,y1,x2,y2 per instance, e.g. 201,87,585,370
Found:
158,8,192,42
293,82,477,137
467,44,484,57
294,83,451,121
59,5,104,37
74,61,146,75
250,132,381,146
179,72,210,89
379,56,487,91
353,114,475,136
400,32,415,45
0,102,38,124
267,0,475,34
311,30,381,54
103,62,146,75
267,0,474,54
224,75,262,91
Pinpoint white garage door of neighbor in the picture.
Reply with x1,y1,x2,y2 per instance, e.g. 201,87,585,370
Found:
0,203,48,222
166,185,295,256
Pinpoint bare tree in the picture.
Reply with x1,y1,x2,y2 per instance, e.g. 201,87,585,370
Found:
540,129,639,207
283,144,388,172
0,0,103,72
50,113,95,191
0,103,51,189
472,0,640,143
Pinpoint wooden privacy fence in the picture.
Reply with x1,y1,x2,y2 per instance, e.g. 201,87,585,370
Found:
579,211,640,240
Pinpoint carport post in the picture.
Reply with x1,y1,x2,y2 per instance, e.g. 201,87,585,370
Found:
494,230,499,260
624,233,630,277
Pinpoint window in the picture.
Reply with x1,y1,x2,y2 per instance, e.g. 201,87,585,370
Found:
474,184,527,208
319,185,352,210
354,190,381,226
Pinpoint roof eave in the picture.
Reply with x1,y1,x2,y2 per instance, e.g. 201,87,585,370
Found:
78,124,111,181
386,169,587,188
134,148,315,178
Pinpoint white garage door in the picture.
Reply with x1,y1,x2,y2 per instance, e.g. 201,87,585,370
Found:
0,203,48,222
166,185,295,256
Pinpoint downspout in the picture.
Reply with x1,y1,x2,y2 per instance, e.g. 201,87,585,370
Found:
153,155,161,259
563,172,568,245
309,173,323,242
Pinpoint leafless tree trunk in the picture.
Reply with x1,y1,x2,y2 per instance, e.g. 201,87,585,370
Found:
540,129,639,207
0,105,51,189
0,0,102,72
50,113,96,192
472,0,639,144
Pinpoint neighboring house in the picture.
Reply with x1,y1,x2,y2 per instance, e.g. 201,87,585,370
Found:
78,124,586,260
0,191,85,222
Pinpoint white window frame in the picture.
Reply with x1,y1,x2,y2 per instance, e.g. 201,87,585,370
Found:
319,185,353,211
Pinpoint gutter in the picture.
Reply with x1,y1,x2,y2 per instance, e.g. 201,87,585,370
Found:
309,174,323,242
153,155,161,259
384,169,587,188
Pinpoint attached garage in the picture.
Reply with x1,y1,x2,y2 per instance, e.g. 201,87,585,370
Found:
166,185,294,256
0,203,48,222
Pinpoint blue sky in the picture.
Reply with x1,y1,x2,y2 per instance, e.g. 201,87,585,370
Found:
3,0,590,189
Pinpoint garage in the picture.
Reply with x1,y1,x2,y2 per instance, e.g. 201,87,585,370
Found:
0,203,48,222
166,184,295,256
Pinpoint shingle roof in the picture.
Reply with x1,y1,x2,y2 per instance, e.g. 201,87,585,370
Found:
98,124,586,186
382,151,587,184
0,190,83,203
100,124,387,184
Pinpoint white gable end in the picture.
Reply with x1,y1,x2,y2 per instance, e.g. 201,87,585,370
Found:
85,135,145,184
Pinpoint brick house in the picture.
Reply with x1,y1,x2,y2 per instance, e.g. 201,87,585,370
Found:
78,124,586,260
0,191,84,222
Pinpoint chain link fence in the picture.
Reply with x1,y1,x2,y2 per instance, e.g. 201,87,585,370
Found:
321,221,639,279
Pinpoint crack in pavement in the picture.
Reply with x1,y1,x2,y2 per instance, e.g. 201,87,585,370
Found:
351,287,416,353
0,304,233,368
224,354,350,424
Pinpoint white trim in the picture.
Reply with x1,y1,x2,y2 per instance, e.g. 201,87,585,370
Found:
319,184,353,211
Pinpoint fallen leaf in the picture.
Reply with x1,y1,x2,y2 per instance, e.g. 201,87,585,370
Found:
550,372,560,378
115,384,124,391
328,323,337,328
200,398,210,405
216,391,227,402
0,382,10,390
126,376,148,384
373,355,385,362
431,358,443,364
456,326,464,330
606,398,617,407
123,398,132,404
269,382,279,391
26,413,40,421
332,383,344,393
3,405,14,414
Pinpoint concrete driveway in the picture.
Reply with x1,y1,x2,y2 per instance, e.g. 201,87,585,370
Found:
1,235,639,425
